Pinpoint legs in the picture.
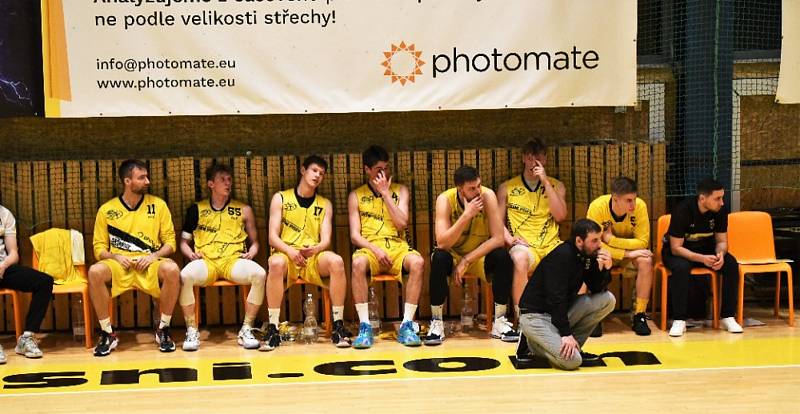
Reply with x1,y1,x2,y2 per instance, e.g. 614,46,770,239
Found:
0,265,54,333
509,246,533,307
179,259,209,329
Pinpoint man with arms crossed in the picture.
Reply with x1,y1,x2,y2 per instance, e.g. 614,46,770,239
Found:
498,139,566,318
586,176,653,336
349,145,424,348
178,164,267,351
0,204,54,362
89,159,180,356
516,219,615,370
263,155,351,350
426,166,516,345
663,177,742,337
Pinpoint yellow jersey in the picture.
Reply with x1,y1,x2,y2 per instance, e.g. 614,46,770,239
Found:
439,186,490,256
93,194,176,260
586,194,650,261
503,175,562,249
182,199,248,260
275,188,328,250
354,183,410,245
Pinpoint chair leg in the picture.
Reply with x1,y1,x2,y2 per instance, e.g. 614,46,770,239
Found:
82,290,94,349
711,274,719,330
660,271,669,331
787,270,794,327
11,291,24,338
737,271,745,326
483,281,493,332
322,290,332,335
774,272,781,318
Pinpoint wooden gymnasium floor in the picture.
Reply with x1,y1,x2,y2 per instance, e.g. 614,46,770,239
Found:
1,305,798,413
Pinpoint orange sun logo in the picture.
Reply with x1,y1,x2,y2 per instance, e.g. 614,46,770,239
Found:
381,41,425,86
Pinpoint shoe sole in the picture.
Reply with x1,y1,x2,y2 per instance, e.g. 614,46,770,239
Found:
423,339,443,346
94,339,118,357
182,346,199,352
353,343,373,349
238,339,261,350
491,334,519,343
399,341,422,347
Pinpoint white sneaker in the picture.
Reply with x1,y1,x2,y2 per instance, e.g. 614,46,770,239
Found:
720,317,743,333
491,316,520,342
423,319,445,346
15,334,43,358
0,344,6,364
238,326,260,349
669,320,687,337
182,327,200,351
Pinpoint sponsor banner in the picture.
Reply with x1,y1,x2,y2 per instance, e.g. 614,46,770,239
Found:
42,0,636,118
777,0,800,104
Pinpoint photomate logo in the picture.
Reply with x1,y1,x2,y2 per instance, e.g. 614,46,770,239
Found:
381,42,425,86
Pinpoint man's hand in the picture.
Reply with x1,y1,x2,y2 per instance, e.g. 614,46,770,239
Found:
699,254,717,268
299,245,318,259
532,160,549,184
560,335,580,360
511,236,529,247
133,254,157,272
188,251,203,261
112,254,134,270
463,195,484,219
240,246,257,260
601,224,614,244
453,258,470,286
287,247,307,267
711,252,724,271
597,249,613,271
627,249,653,259
371,171,392,197
372,246,392,270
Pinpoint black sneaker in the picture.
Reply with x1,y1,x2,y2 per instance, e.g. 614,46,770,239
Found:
259,323,281,352
590,323,603,337
331,320,353,348
632,313,652,336
515,332,534,362
156,327,176,352
580,351,600,361
94,330,119,357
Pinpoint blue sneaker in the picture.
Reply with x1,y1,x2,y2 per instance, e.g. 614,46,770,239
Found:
397,320,422,347
353,322,374,349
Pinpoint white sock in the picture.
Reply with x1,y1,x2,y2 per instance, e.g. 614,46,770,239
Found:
159,313,172,329
431,305,444,320
494,303,508,320
243,314,255,329
333,306,345,322
403,303,418,322
268,308,281,326
356,303,370,323
99,317,113,333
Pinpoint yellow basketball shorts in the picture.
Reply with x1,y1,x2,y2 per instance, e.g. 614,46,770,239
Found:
509,241,562,273
353,239,420,283
271,251,338,289
98,257,172,298
201,256,241,285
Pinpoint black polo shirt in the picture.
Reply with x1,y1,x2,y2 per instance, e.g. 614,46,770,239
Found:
666,197,728,254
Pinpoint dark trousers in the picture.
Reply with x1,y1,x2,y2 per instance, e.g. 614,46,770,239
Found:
0,264,54,333
429,247,513,307
662,249,739,320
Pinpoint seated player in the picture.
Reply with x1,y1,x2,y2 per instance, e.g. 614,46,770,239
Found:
178,164,267,351
586,176,654,336
88,159,181,356
262,155,351,351
498,139,566,317
426,166,517,345
348,145,424,348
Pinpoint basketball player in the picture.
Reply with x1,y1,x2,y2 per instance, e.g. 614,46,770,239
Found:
498,139,566,318
89,159,180,356
178,164,267,351
349,145,424,348
262,155,351,351
586,176,653,336
425,166,516,345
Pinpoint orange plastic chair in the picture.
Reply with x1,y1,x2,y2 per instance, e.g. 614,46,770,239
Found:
32,251,94,348
0,288,23,338
654,214,720,331
192,279,250,325
728,211,794,327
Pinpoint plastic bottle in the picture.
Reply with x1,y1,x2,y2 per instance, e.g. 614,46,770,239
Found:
461,282,475,333
368,286,381,334
302,293,318,344
71,295,85,342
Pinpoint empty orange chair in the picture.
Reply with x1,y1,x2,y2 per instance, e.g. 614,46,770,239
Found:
727,211,794,327
654,214,720,330
0,288,23,338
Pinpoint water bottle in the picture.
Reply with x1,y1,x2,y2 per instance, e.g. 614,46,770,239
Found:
302,293,318,344
461,282,475,333
71,295,85,342
368,286,381,334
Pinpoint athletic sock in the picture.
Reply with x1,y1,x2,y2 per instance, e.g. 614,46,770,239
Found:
355,303,370,324
403,303,418,323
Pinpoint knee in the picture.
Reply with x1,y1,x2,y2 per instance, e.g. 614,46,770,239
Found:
636,255,653,268
268,255,287,275
329,253,345,271
88,264,107,285
559,356,582,371
510,250,530,269
408,256,424,277
161,261,181,282
252,265,267,283
600,291,616,312
351,256,368,275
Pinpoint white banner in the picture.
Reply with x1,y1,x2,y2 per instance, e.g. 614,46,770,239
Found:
42,0,637,118
777,0,800,104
